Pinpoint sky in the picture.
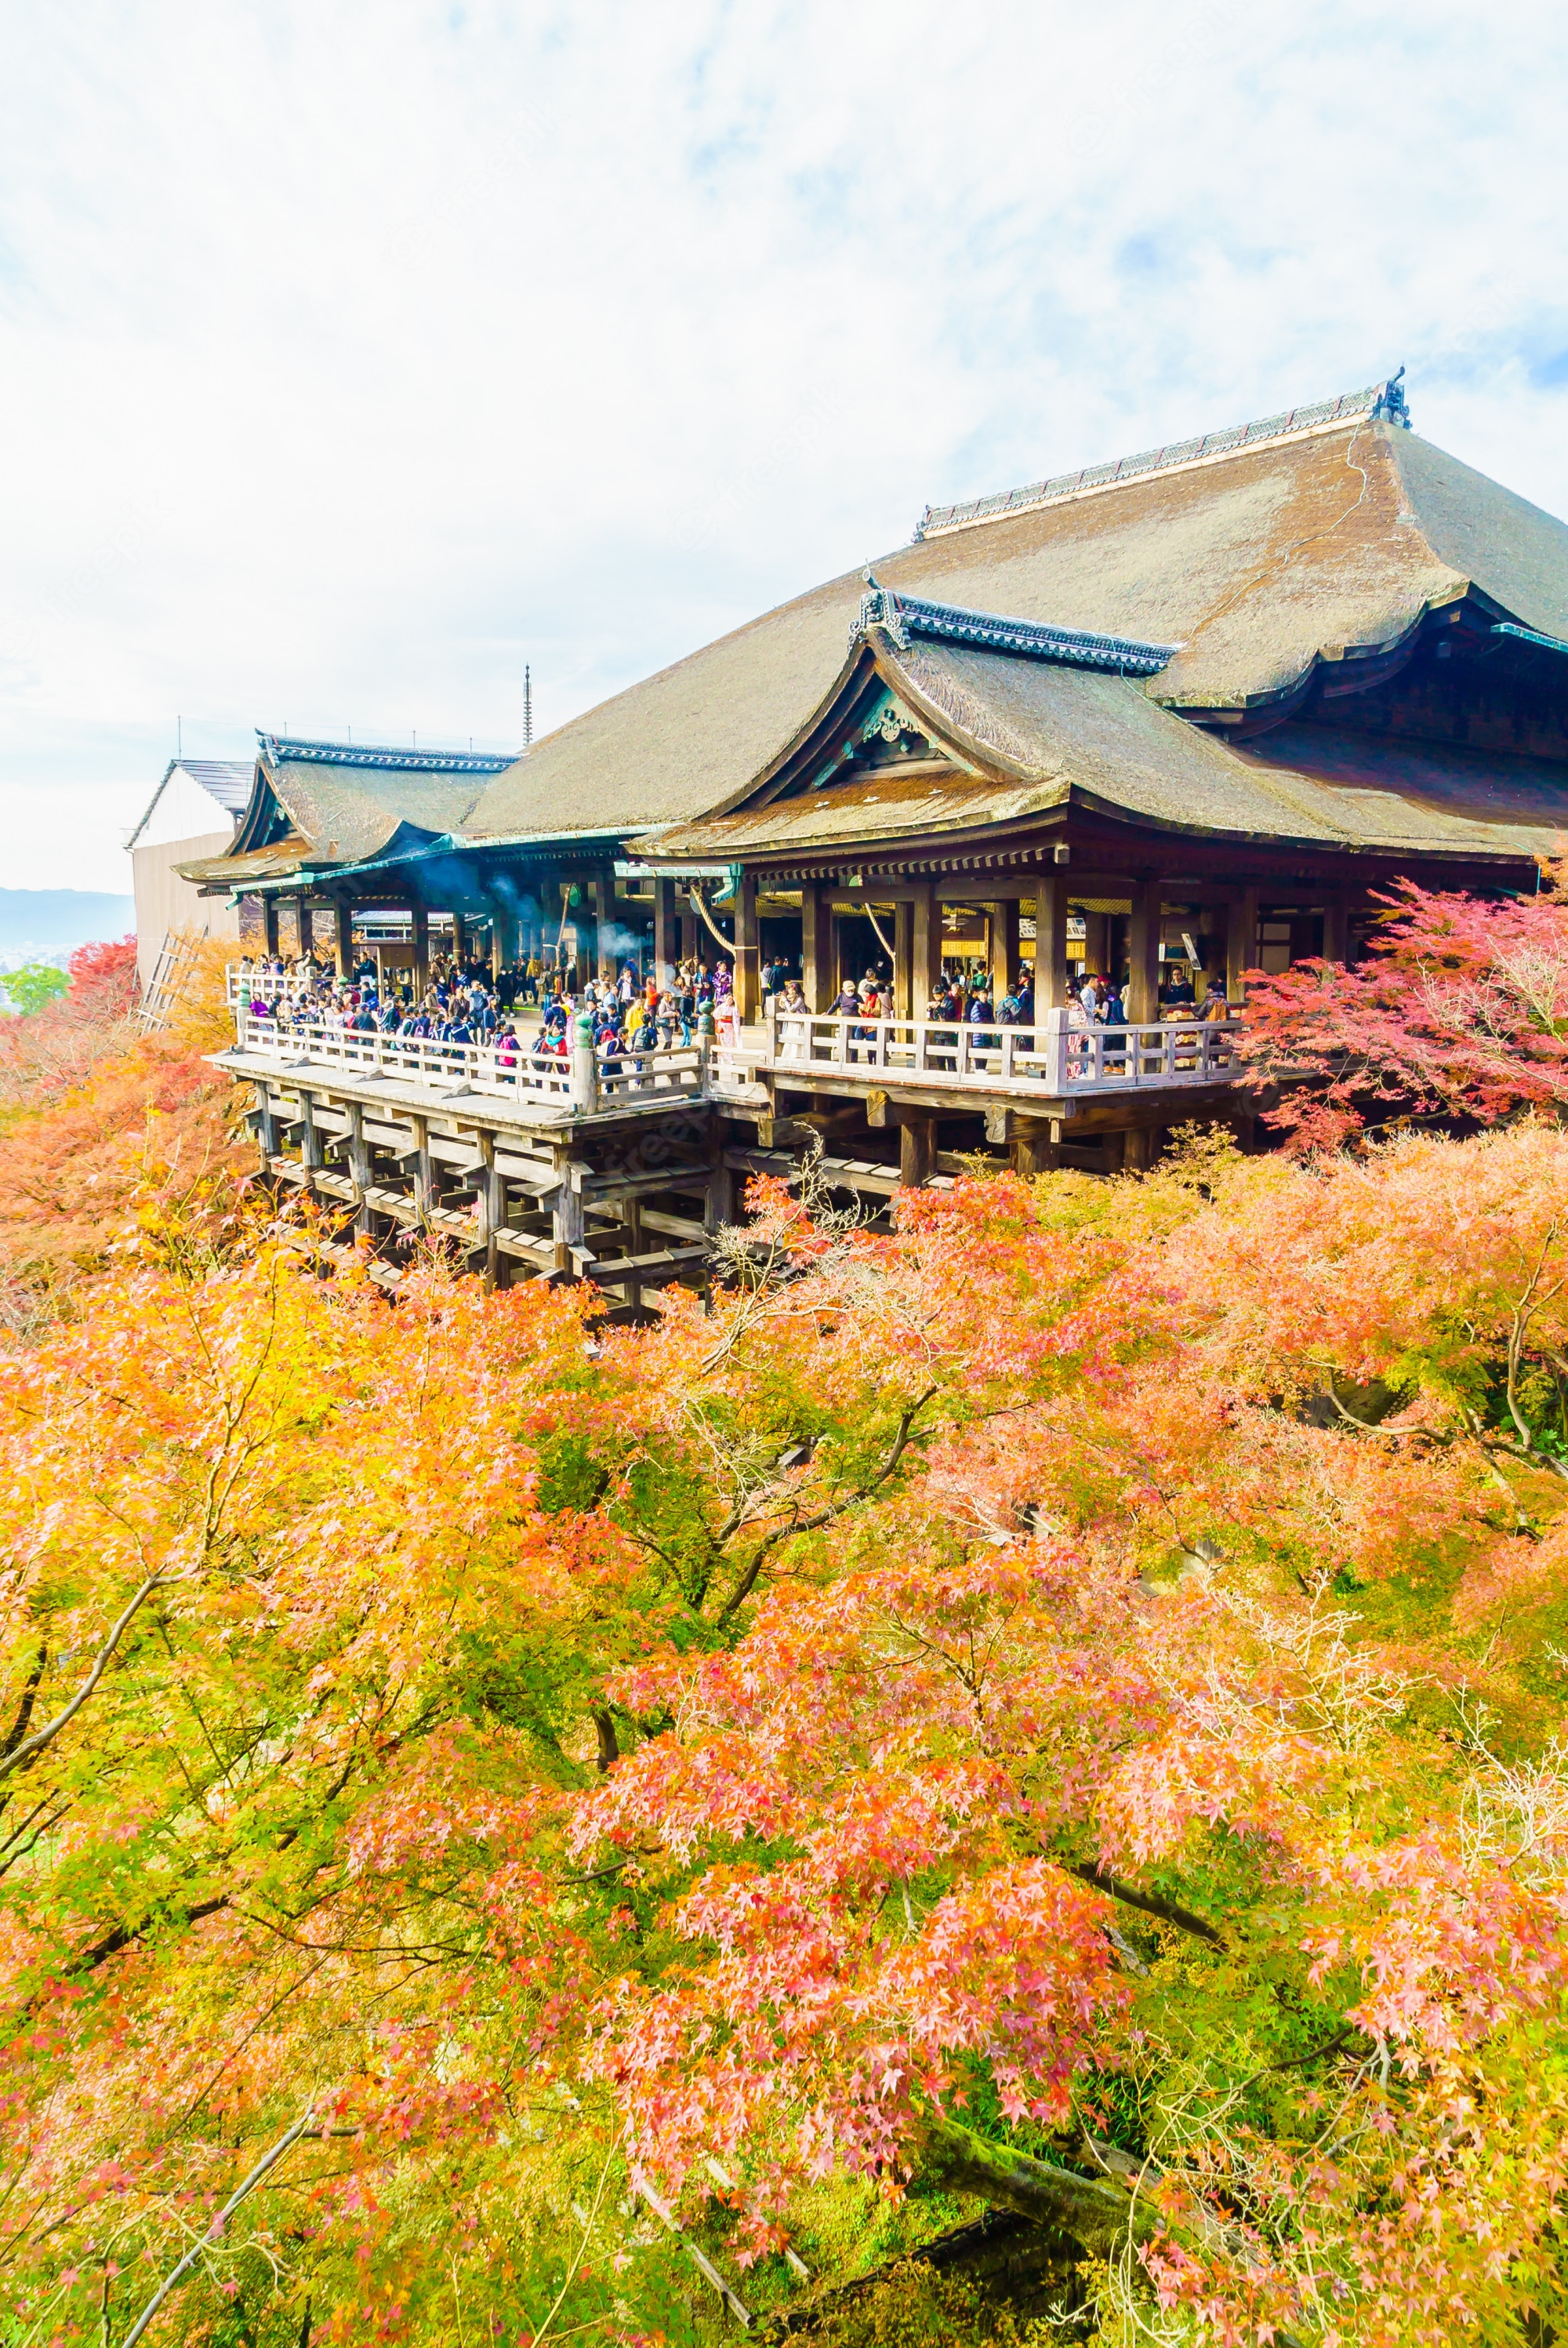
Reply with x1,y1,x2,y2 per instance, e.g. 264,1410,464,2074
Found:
2,1,1568,890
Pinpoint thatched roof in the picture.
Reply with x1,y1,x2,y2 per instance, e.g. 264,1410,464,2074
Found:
463,394,1568,847
640,619,1568,867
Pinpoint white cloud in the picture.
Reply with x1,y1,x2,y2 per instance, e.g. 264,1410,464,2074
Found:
1,0,1566,886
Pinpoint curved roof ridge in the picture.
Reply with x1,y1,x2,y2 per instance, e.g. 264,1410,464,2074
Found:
858,576,1178,675
916,375,1409,540
258,732,516,776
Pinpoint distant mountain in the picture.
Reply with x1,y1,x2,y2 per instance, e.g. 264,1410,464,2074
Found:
0,890,136,973
0,889,135,954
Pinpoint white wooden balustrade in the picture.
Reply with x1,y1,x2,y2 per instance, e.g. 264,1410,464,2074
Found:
229,1009,706,1115
752,1003,1247,1096
226,972,1247,1114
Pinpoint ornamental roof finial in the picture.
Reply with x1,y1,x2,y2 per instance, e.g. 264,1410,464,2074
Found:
1373,365,1410,427
855,569,909,650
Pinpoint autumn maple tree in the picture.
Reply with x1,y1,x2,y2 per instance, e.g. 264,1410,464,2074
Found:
1239,858,1568,1145
0,932,245,1332
1,950,1566,2343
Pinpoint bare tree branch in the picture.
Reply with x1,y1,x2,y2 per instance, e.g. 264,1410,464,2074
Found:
0,1576,168,1783
0,1648,46,1763
117,2106,318,2347
1065,1860,1228,1950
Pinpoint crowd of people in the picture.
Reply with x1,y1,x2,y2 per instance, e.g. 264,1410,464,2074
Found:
234,947,742,1079
234,943,1234,1080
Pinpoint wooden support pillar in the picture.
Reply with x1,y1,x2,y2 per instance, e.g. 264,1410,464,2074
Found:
552,1143,585,1277
911,881,939,1016
299,1089,324,1187
1082,909,1110,976
733,871,760,1024
347,1103,372,1238
452,914,467,969
680,908,699,963
252,1081,276,1169
801,882,834,1013
1225,885,1259,1001
1322,891,1348,965
335,901,353,980
1123,1126,1165,1172
489,911,506,981
894,901,914,1020
409,1113,434,1225
260,897,278,958
478,1134,509,1290
411,907,429,997
705,1121,737,1234
1127,881,1163,1025
1101,1130,1127,1176
594,863,618,986
898,1113,938,1190
1011,1121,1060,1178
986,899,1020,1003
654,877,677,992
1033,877,1070,1009
622,1198,644,1316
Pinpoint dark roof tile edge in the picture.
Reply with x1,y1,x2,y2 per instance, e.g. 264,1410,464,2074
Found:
258,732,517,776
859,581,1176,674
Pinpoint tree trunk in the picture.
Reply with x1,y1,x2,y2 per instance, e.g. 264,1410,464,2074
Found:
916,2117,1158,2258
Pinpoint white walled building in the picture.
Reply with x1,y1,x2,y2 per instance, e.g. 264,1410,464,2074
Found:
126,758,254,989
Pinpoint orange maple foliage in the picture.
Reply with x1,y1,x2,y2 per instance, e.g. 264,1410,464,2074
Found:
0,1096,1566,2343
0,935,247,1331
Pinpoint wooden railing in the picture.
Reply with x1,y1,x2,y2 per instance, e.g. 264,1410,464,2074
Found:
227,973,1245,1114
229,969,328,1012
750,1005,1247,1096
229,1010,706,1114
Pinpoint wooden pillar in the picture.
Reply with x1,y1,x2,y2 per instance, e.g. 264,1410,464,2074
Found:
590,864,615,986
731,872,760,1023
898,1113,938,1189
551,1143,585,1277
263,897,280,958
1011,1121,1060,1178
654,877,677,992
489,911,506,981
410,1112,434,1225
894,900,914,1020
1082,909,1110,976
705,1123,738,1233
1225,885,1259,1001
1322,891,1348,965
252,1081,276,1169
299,1089,324,1187
622,1198,644,1318
986,900,1019,1003
912,881,939,1016
680,908,699,964
479,1134,509,1291
1033,877,1070,1009
1127,881,1163,1025
347,1102,372,1238
801,882,834,1013
452,914,467,969
411,907,430,997
334,901,353,980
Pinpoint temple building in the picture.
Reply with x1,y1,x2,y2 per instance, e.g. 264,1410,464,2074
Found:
128,755,254,990
189,376,1568,1290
